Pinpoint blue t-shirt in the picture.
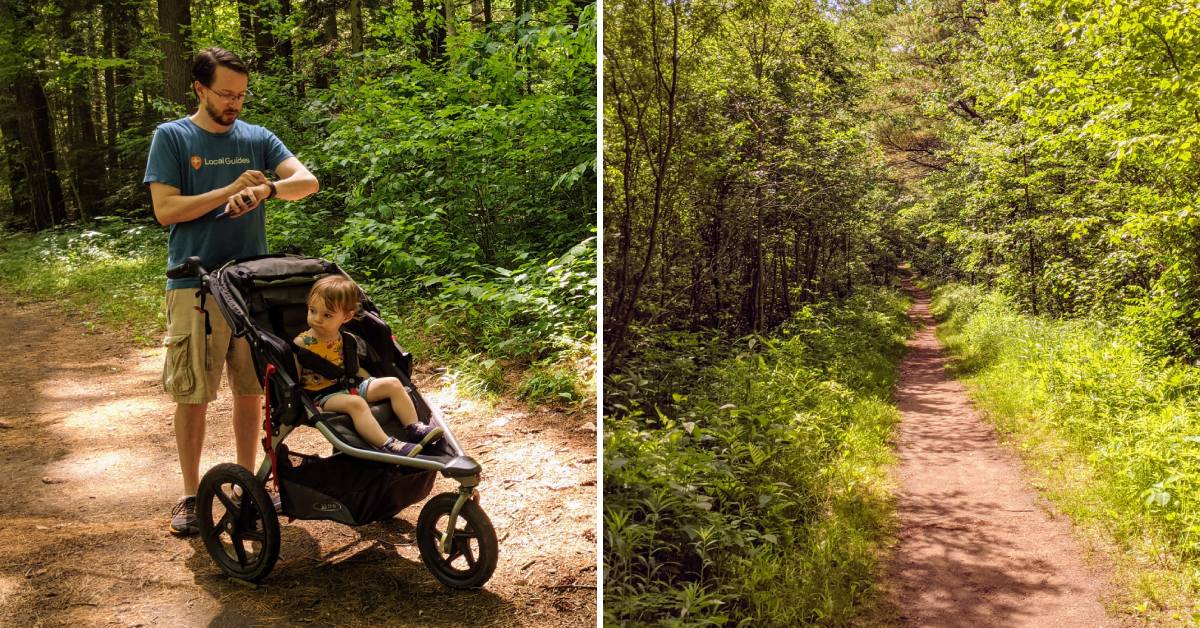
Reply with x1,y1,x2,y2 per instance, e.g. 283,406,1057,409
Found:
143,117,293,289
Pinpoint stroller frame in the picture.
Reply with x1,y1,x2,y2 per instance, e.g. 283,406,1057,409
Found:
169,253,498,588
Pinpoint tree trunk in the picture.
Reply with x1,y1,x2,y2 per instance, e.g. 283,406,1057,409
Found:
412,0,429,62
252,0,292,73
12,72,67,230
0,94,33,227
103,11,118,166
275,0,294,73
350,0,364,53
238,0,255,51
157,0,192,111
108,0,139,147
62,9,105,220
605,1,681,367
443,0,455,40
430,0,446,61
312,0,338,88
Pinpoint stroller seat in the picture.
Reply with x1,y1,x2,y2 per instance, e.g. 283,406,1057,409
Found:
316,399,448,459
181,254,496,588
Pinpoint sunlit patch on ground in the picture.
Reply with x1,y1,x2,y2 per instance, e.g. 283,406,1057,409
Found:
1,297,596,626
57,398,164,433
0,575,19,606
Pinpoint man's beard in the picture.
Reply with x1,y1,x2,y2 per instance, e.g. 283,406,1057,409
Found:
204,98,239,126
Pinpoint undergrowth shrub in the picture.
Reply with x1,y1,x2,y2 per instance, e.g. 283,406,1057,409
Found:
932,283,1200,612
0,218,166,342
0,223,594,405
604,289,912,626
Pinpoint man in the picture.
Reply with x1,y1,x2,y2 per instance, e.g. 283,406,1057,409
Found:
143,47,319,535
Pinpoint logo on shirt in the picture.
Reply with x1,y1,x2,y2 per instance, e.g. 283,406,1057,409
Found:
204,156,252,166
190,155,202,170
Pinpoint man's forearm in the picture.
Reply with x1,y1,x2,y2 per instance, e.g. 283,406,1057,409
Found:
273,171,319,201
154,185,232,225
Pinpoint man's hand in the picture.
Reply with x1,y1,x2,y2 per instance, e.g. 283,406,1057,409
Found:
222,183,269,219
228,169,267,194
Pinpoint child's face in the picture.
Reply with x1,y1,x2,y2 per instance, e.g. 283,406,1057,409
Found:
306,297,354,338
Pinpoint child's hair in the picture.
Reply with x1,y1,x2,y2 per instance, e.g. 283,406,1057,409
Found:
307,275,362,316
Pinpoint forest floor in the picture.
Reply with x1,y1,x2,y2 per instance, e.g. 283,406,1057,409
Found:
876,282,1122,627
0,295,597,627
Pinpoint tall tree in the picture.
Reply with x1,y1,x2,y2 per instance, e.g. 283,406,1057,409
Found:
157,0,192,110
60,0,106,218
11,70,66,229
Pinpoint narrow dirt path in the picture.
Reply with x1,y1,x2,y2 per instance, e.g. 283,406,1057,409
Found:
0,295,596,627
883,283,1116,627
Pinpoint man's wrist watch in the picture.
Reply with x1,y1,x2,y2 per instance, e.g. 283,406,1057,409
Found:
266,181,277,199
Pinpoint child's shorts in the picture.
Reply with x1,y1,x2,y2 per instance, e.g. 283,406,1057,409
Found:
314,377,377,409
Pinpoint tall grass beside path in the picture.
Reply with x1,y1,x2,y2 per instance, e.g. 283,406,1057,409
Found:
604,289,913,626
0,220,167,343
933,283,1200,620
0,223,593,408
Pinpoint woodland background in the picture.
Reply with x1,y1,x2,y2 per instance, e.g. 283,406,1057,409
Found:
0,0,597,402
603,0,1200,624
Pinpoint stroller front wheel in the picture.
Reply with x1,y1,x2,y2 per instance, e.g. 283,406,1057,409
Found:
197,463,281,583
416,491,498,589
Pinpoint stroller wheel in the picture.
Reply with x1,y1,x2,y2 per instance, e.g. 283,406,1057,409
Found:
196,463,281,583
416,492,499,589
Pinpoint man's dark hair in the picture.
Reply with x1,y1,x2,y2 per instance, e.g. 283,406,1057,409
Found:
191,47,248,88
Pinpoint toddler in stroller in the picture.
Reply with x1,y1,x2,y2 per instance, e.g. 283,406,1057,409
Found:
167,253,498,589
295,275,442,456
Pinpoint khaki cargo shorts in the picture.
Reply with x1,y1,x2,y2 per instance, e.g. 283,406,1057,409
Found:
162,288,263,404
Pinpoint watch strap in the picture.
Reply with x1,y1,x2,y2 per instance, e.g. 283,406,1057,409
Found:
266,180,277,199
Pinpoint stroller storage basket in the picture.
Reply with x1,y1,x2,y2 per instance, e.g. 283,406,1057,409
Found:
277,448,436,526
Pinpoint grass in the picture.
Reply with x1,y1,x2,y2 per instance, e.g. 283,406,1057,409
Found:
604,288,913,626
0,222,595,410
0,221,167,344
932,283,1200,624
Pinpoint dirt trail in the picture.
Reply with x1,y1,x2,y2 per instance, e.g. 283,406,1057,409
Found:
0,295,596,627
883,283,1116,627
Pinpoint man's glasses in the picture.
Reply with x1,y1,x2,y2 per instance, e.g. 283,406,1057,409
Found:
209,88,253,103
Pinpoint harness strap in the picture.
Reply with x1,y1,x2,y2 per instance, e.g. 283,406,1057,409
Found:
293,330,364,392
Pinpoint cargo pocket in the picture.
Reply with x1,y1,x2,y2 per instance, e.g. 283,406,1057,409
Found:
162,334,196,396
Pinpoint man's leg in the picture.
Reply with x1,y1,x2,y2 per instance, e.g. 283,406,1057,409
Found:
175,402,209,495
232,394,261,473
165,288,215,535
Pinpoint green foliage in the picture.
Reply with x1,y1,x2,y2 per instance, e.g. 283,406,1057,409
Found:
932,283,1200,613
451,353,507,398
2,0,596,402
257,0,597,386
892,0,1200,358
604,288,912,626
517,361,584,406
603,0,906,367
0,218,166,343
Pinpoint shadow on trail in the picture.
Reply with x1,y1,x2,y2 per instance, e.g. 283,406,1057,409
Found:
0,299,170,521
185,522,516,627
883,278,1113,627
890,491,1082,627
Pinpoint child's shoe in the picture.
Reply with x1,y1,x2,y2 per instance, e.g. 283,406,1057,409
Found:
380,436,421,457
405,422,444,447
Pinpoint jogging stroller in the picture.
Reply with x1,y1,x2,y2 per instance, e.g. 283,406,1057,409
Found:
167,253,498,588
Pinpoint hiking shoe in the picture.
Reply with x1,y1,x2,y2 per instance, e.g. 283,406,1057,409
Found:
169,496,198,536
405,422,444,447
380,436,422,457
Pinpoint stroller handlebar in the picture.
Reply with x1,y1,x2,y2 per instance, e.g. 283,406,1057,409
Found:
167,256,206,280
